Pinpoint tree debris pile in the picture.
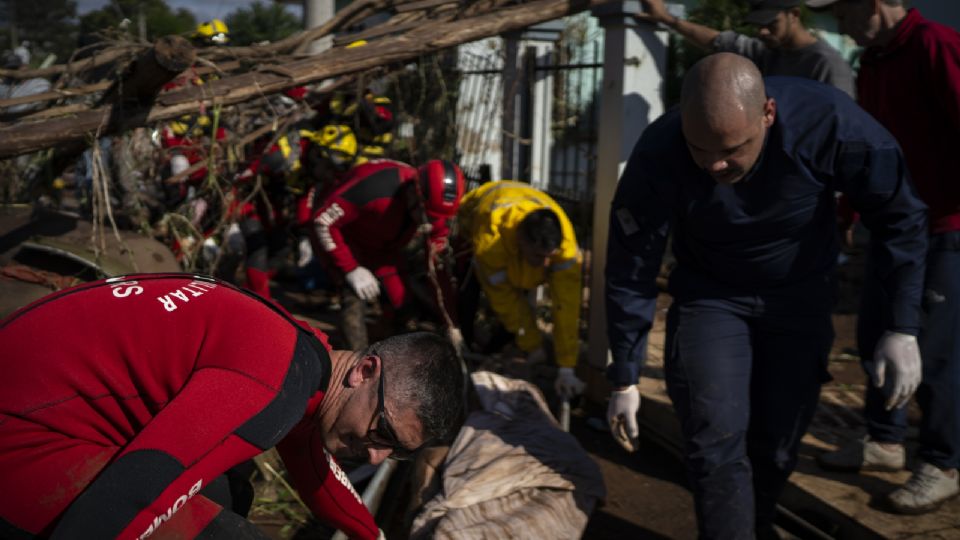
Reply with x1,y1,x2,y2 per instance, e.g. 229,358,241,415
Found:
0,0,614,276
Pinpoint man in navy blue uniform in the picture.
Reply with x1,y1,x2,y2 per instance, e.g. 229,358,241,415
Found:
604,53,928,539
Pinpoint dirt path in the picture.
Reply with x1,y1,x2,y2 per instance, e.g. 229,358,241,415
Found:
572,408,698,539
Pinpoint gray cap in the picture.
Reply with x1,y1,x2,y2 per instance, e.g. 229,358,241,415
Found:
744,0,804,26
805,0,840,8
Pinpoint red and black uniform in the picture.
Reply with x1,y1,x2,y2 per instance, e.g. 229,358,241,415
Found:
233,129,315,299
306,160,451,310
0,274,378,539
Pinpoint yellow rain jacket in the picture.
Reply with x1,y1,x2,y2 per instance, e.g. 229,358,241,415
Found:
458,181,582,368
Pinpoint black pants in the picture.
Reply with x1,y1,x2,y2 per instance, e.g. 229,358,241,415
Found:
457,263,514,354
664,290,833,539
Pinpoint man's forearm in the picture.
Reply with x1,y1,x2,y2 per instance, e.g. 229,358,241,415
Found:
661,15,720,51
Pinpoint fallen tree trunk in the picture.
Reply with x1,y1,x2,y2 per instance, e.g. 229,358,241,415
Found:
0,45,144,80
0,81,110,111
1,0,395,82
0,0,615,158
0,60,243,119
97,35,196,107
0,0,507,84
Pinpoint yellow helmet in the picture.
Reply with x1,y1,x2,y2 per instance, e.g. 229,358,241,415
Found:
301,125,361,171
193,19,229,45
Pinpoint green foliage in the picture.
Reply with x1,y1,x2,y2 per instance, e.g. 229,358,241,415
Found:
688,0,752,34
78,0,196,44
665,0,750,106
387,52,461,164
224,2,302,46
6,0,78,63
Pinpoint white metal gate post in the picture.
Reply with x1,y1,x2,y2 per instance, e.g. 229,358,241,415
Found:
523,21,563,190
585,1,669,397
500,22,562,184
501,34,523,182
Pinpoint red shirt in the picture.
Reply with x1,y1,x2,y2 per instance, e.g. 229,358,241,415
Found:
857,8,960,234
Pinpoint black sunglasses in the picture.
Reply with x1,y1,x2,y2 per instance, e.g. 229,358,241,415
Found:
367,365,418,460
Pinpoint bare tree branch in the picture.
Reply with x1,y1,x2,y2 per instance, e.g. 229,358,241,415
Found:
0,0,614,158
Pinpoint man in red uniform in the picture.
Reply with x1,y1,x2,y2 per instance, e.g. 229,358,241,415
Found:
0,273,465,539
233,125,361,299
307,159,465,349
809,0,960,514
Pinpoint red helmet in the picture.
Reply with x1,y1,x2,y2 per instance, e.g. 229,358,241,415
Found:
417,160,465,219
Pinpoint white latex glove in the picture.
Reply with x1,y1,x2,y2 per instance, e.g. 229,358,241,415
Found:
555,367,586,399
607,386,641,453
866,331,921,411
345,266,380,301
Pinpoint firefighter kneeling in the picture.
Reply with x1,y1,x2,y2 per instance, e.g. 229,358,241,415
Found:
455,181,587,399
306,158,465,349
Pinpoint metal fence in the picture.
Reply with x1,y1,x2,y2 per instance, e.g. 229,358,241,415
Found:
541,39,602,206
456,43,504,187
454,31,602,235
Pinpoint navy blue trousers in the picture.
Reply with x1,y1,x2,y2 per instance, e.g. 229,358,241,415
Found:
859,231,960,469
664,287,833,540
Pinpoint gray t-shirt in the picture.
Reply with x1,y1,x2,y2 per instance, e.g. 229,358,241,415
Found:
713,31,856,99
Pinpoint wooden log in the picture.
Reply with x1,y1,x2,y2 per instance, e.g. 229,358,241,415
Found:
0,0,617,158
0,60,244,120
0,0,444,83
98,36,196,106
331,20,425,47
396,0,461,13
6,103,90,123
208,0,385,59
0,81,110,110
0,45,143,80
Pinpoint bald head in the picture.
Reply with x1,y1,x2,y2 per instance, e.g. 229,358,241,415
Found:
679,53,776,185
681,53,767,130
